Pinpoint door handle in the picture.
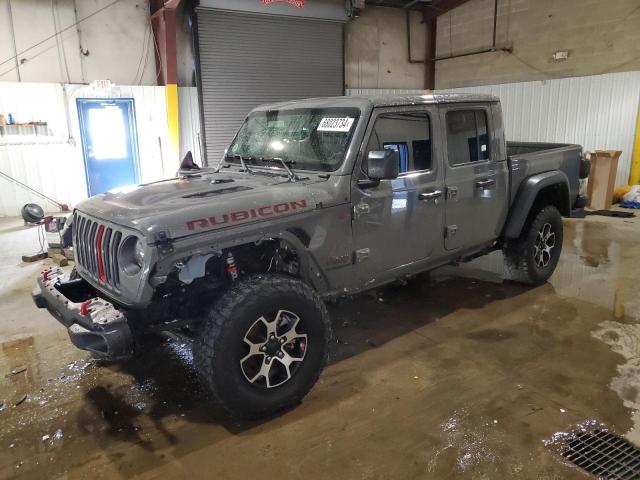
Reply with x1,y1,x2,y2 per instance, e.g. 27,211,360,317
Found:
476,178,495,189
419,190,442,201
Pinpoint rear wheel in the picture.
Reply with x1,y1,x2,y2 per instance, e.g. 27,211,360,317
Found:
194,274,331,419
504,205,563,285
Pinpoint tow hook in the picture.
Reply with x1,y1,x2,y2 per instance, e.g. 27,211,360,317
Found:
42,268,53,281
80,299,93,316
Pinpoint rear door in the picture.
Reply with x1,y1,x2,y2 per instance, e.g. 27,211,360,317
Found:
352,105,445,282
440,103,508,251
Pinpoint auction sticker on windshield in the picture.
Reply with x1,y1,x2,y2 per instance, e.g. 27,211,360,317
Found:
317,117,355,132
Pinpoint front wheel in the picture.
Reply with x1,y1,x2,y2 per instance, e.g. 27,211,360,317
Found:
194,274,331,419
504,205,563,285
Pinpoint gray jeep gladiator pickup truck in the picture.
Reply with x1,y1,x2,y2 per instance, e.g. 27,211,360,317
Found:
33,94,589,418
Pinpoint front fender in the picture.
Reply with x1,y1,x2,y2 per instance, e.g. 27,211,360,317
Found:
503,171,570,239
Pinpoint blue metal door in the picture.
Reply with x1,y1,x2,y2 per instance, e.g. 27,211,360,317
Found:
77,98,140,196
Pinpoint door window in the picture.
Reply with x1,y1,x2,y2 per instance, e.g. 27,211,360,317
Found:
366,112,432,174
446,110,490,166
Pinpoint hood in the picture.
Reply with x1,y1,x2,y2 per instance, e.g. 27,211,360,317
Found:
76,169,340,240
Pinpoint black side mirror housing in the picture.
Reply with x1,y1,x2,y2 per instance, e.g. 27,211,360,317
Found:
364,149,399,182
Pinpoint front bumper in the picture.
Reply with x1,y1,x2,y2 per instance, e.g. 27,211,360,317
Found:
32,268,133,360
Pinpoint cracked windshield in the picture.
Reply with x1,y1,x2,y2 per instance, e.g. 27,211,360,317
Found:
227,108,360,171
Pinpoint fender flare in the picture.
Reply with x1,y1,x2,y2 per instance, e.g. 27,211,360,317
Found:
254,230,330,293
503,171,571,239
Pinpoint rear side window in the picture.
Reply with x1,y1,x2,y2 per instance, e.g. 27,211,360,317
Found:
446,110,490,166
366,112,432,174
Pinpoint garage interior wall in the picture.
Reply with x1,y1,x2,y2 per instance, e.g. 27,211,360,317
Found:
345,0,640,90
348,70,640,186
434,0,640,89
195,8,344,163
345,7,426,90
0,0,157,85
0,82,171,216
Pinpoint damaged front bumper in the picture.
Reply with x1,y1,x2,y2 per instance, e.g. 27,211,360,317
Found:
32,268,134,360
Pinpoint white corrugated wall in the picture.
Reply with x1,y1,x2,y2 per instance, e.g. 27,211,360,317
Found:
178,87,203,166
348,71,640,186
0,83,170,216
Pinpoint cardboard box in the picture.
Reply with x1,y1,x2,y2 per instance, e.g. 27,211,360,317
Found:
587,150,621,210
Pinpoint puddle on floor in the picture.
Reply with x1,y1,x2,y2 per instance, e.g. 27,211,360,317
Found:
593,322,640,445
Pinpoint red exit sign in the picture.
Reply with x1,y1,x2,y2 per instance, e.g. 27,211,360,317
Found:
260,0,305,7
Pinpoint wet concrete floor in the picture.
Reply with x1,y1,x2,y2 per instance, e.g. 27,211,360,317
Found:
0,213,639,479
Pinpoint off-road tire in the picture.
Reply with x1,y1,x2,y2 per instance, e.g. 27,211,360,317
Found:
194,274,331,419
504,205,563,285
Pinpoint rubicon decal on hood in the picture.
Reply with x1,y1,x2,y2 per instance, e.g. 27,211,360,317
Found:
186,199,309,231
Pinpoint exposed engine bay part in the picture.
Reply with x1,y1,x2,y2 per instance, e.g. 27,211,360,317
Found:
225,251,238,281
172,240,301,288
177,254,215,284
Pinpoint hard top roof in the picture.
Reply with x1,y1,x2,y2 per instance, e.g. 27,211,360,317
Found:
251,93,499,112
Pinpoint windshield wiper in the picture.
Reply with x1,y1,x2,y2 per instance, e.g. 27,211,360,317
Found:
224,154,254,173
261,157,298,182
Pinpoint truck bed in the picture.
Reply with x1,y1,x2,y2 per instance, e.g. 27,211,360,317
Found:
507,141,579,157
507,141,583,207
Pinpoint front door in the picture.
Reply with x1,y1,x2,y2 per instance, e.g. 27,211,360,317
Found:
352,106,444,282
440,104,508,251
77,98,140,196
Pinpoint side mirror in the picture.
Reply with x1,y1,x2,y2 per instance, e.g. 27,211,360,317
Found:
365,149,399,181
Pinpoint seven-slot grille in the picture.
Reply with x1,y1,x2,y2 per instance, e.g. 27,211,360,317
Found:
73,212,123,289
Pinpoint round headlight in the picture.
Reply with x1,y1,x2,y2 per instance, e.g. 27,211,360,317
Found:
134,238,145,267
120,236,143,275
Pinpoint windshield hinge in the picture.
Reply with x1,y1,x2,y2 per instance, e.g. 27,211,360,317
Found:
154,231,174,255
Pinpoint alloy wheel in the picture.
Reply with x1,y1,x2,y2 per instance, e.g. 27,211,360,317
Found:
534,222,556,268
240,310,308,388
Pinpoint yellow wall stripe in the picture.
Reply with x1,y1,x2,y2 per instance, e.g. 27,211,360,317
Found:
166,83,180,166
630,101,640,185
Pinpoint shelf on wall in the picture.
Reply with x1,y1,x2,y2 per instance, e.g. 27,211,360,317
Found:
0,123,52,137
0,123,65,145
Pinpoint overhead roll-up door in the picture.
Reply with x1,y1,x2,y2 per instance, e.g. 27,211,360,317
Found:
195,8,344,164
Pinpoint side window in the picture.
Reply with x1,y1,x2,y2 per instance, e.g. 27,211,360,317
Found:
366,112,431,174
446,109,490,166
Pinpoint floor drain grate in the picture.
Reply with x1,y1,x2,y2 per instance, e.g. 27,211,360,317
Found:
560,428,640,479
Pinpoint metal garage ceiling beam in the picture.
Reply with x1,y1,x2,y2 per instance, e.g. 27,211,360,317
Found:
420,0,470,18
150,0,179,86
362,0,468,13
366,0,513,89
421,0,470,89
